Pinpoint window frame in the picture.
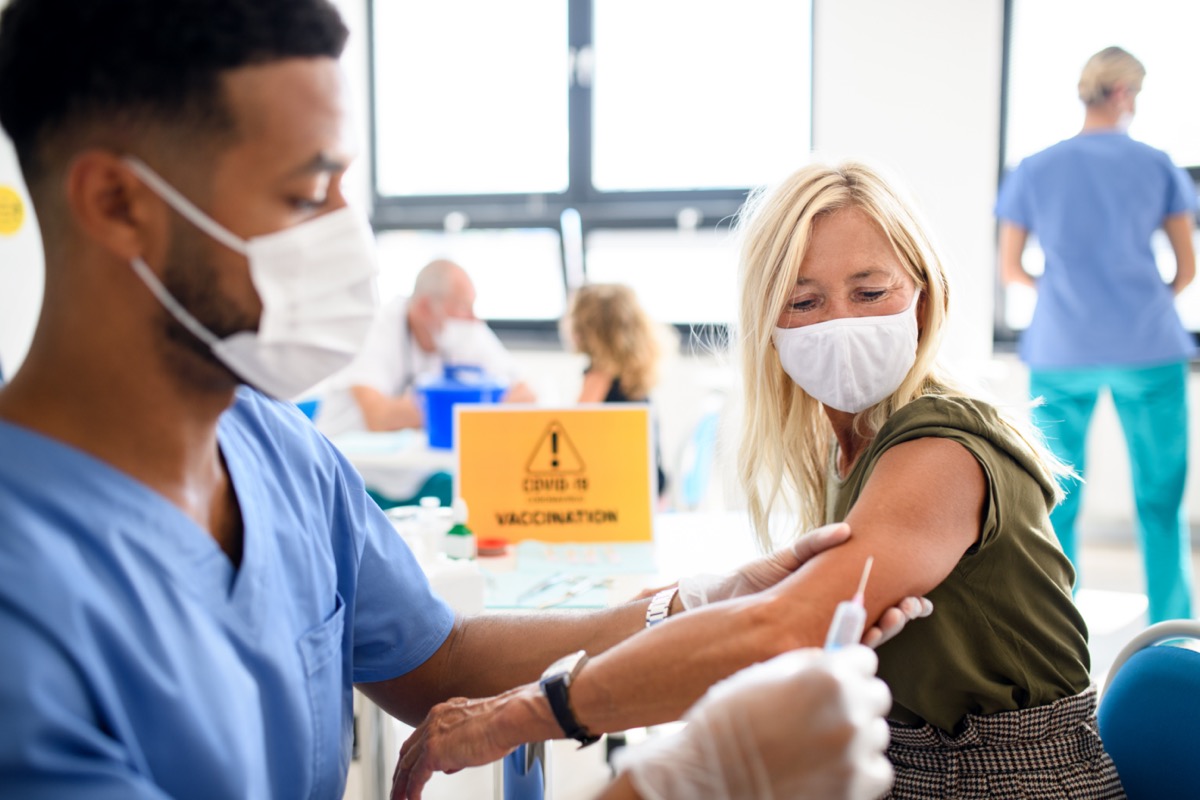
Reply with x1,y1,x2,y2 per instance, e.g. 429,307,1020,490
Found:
365,0,814,338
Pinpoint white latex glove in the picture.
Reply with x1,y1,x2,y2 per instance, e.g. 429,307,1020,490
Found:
618,647,894,800
677,523,854,609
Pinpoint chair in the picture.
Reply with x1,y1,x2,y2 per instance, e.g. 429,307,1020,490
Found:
1097,619,1200,800
673,407,721,511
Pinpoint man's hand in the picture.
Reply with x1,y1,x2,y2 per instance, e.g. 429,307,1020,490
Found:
677,523,855,608
618,647,894,800
391,684,553,800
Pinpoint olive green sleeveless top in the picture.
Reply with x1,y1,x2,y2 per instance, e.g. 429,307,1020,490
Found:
825,395,1090,733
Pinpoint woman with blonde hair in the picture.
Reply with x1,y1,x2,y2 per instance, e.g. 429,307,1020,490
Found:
737,159,1123,797
563,283,672,495
390,163,1123,800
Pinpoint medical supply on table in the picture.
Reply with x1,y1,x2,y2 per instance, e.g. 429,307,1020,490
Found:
476,537,509,557
417,364,507,449
825,556,874,650
444,497,477,560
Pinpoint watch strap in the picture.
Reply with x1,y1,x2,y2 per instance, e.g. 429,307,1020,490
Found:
540,672,600,746
645,586,678,628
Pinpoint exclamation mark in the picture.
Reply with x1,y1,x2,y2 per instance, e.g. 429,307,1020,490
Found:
551,431,559,469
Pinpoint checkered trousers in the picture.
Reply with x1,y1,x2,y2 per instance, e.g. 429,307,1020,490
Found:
883,686,1126,799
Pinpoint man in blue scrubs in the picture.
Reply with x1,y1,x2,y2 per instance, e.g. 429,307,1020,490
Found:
0,2,921,798
996,46,1197,623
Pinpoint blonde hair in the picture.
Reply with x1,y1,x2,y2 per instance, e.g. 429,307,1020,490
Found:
1078,46,1144,106
567,283,665,399
735,160,1065,549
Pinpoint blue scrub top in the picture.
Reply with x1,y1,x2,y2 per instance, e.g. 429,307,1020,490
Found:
996,130,1197,368
0,389,455,799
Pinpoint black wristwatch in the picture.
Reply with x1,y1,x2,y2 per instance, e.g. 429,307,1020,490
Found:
539,650,600,747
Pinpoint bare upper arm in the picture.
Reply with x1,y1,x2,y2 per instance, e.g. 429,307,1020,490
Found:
845,437,985,609
998,222,1031,285
770,436,985,641
350,384,422,431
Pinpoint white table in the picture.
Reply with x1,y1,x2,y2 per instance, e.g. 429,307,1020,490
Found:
330,430,458,501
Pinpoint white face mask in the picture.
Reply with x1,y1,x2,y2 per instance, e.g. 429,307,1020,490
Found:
434,317,480,358
773,293,920,413
124,157,379,400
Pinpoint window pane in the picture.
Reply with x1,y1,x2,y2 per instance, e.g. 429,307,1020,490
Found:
374,229,566,320
373,1,569,196
592,0,813,192
585,229,739,324
1006,0,1200,169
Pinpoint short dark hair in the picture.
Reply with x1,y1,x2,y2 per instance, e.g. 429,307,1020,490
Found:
0,0,349,184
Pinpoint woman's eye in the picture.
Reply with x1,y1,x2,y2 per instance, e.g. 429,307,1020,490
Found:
789,297,817,311
857,290,887,302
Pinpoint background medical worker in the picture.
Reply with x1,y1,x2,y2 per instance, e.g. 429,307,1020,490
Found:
996,45,1197,622
315,257,536,437
0,2,926,797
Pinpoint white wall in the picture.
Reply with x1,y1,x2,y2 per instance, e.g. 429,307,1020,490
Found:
0,129,43,378
812,0,1004,372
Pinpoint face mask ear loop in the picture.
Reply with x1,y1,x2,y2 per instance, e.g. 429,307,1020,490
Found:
123,157,249,256
129,256,222,349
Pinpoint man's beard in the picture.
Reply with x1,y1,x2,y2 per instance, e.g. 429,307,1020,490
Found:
156,217,257,393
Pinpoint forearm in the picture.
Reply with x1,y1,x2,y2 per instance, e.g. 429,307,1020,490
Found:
597,773,641,800
351,385,423,431
359,603,647,724
1164,212,1196,295
998,223,1035,289
568,595,807,733
503,382,536,404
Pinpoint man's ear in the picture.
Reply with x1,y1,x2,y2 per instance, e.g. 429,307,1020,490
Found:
65,149,170,267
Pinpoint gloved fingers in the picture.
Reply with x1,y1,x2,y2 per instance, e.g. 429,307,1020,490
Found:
826,644,879,678
849,751,896,800
864,596,933,648
691,647,830,710
902,596,935,619
779,522,852,569
864,716,891,753
856,675,893,719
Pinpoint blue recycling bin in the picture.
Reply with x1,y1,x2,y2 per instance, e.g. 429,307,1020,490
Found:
417,365,507,450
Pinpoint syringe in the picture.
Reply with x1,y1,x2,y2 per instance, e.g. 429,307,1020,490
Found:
824,556,874,650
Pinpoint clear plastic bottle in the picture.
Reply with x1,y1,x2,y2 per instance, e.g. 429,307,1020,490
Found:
444,497,477,560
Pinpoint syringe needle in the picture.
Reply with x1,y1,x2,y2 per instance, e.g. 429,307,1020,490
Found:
855,556,874,600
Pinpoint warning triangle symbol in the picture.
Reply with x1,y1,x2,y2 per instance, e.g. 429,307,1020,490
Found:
526,421,585,475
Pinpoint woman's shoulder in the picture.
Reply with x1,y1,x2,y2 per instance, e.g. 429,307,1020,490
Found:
877,394,1058,501
880,394,999,435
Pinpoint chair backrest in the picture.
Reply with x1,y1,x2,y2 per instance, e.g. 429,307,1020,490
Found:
1097,619,1200,800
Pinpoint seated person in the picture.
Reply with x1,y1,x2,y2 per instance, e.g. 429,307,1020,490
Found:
316,258,534,436
561,283,674,497
396,161,1124,799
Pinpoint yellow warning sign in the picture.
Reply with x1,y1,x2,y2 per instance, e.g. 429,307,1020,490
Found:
457,406,654,543
526,421,585,475
0,186,24,236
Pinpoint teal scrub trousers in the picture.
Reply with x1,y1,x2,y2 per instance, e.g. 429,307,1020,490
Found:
1030,361,1194,622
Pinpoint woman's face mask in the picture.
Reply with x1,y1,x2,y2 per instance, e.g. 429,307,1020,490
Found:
124,157,379,400
773,292,920,413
